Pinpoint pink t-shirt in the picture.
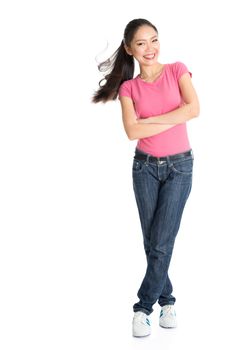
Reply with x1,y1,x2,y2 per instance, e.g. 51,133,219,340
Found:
118,61,192,157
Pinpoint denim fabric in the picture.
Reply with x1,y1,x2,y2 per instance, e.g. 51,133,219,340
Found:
132,148,193,315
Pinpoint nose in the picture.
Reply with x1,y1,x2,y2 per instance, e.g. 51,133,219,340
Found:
145,41,154,51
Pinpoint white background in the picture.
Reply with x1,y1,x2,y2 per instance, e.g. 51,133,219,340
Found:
0,0,234,349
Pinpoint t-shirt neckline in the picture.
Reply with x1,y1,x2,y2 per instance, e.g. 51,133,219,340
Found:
136,64,167,85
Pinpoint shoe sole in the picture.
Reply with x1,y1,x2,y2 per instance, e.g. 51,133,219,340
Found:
159,324,177,329
133,333,151,337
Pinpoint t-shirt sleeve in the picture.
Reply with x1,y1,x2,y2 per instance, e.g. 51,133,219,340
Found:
174,61,192,80
118,80,132,99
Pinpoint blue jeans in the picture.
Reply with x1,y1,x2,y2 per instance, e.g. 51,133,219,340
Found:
132,148,193,315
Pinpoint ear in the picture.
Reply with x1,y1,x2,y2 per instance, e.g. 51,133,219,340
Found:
124,44,133,56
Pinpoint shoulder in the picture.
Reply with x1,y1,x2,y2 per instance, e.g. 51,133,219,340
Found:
118,78,137,98
168,61,192,79
119,77,136,89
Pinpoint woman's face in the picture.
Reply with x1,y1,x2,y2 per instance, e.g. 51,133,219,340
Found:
125,25,160,66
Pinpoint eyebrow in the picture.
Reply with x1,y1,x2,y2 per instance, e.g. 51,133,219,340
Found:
135,35,158,42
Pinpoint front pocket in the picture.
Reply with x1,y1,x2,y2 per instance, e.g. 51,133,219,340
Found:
132,159,144,173
171,158,193,175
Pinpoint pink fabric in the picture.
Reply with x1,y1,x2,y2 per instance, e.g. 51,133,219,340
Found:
118,62,192,157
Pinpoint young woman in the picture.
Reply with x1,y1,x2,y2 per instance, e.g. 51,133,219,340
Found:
92,18,199,337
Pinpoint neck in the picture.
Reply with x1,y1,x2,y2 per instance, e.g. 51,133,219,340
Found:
140,63,164,79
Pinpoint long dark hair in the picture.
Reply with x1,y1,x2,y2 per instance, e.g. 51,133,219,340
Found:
92,18,158,103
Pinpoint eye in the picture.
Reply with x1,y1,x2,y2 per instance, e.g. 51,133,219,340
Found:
152,38,158,42
137,42,144,46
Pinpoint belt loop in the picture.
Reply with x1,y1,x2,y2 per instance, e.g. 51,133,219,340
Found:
145,153,150,165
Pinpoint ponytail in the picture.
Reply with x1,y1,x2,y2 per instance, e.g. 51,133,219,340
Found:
92,40,134,103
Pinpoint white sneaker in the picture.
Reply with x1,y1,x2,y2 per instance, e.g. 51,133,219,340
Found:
159,305,177,328
132,311,151,337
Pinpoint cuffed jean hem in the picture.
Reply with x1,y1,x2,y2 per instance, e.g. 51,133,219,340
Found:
133,301,175,315
133,307,151,316
158,301,175,307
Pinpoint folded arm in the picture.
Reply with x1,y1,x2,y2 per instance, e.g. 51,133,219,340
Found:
138,72,200,125
119,96,175,140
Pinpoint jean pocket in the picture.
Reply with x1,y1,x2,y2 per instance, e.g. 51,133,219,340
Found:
171,157,193,176
132,159,144,173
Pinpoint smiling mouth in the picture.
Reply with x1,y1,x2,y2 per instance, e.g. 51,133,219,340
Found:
143,54,156,60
